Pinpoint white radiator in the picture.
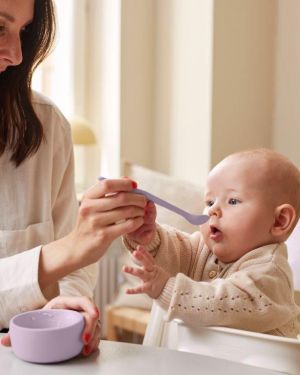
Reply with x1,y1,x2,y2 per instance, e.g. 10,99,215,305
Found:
94,240,122,337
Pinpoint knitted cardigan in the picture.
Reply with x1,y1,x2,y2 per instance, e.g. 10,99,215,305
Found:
124,224,300,338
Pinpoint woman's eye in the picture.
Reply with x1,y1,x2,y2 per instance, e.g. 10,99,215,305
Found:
0,25,6,36
228,198,240,205
21,25,29,34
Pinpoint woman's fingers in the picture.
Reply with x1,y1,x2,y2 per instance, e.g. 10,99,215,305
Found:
44,296,98,318
100,216,145,239
82,320,101,356
84,178,138,200
78,206,145,232
81,192,147,215
100,191,147,211
81,310,99,354
43,296,100,356
0,334,11,347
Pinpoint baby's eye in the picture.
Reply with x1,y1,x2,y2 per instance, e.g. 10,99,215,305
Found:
206,200,214,207
228,198,240,205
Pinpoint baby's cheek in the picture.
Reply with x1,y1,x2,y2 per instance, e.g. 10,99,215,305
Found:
199,222,209,238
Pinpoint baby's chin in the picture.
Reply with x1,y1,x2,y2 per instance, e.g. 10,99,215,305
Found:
207,243,237,264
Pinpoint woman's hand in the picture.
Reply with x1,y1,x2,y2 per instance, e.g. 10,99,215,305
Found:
1,296,101,357
39,178,148,291
123,245,170,299
124,200,157,246
68,178,148,266
44,296,101,357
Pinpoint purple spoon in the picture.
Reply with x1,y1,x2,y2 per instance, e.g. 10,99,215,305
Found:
99,177,209,226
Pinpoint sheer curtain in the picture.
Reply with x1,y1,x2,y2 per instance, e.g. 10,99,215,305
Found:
32,0,76,118
33,0,121,180
32,0,123,336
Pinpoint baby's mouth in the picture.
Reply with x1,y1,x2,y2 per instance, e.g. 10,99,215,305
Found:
209,225,223,241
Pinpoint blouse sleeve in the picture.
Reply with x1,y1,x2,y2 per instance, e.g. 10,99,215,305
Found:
0,246,48,329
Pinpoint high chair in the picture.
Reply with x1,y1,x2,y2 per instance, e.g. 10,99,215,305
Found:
143,290,300,374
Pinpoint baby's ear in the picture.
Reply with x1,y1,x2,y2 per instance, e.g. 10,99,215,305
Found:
271,204,296,239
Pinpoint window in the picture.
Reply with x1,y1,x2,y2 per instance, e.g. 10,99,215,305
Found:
32,0,75,118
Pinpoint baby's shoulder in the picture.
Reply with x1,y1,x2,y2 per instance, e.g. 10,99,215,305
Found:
232,243,288,271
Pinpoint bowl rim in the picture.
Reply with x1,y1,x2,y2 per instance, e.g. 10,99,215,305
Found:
10,309,84,332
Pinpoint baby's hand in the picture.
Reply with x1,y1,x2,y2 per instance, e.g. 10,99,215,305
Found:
125,201,157,245
122,245,170,299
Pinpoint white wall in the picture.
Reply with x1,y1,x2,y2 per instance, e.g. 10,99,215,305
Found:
120,0,279,184
212,0,276,166
121,0,214,185
84,0,300,186
120,0,155,170
153,0,214,184
273,0,300,169
86,0,121,178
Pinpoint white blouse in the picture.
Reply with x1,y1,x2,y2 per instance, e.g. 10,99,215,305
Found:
0,92,97,329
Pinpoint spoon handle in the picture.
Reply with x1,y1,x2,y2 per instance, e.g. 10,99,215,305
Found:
133,187,193,217
98,176,208,225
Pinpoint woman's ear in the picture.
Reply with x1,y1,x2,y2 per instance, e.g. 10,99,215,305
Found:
271,204,296,239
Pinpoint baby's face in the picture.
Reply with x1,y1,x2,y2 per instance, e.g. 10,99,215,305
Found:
201,155,277,263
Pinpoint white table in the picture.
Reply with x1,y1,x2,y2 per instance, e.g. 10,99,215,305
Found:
0,337,281,375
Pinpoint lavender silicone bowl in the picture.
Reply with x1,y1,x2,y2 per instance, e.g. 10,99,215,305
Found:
9,309,84,363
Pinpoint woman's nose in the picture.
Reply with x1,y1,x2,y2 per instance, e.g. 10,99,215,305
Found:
208,204,222,218
3,34,23,67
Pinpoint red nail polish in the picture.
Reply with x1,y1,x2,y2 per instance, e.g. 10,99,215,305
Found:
84,345,90,355
131,181,138,189
83,333,91,344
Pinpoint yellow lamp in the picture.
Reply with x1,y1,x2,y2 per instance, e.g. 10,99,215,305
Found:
69,116,97,194
69,116,97,145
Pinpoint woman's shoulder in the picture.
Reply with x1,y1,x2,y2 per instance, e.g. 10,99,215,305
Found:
31,91,71,135
32,90,56,106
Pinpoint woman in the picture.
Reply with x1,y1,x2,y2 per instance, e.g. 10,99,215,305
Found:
0,0,146,355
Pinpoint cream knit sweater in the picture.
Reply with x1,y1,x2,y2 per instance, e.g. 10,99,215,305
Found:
124,224,300,338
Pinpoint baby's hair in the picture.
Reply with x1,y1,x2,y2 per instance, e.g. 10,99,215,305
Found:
229,148,300,228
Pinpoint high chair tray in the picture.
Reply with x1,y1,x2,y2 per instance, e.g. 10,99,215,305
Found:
160,320,300,374
144,295,300,375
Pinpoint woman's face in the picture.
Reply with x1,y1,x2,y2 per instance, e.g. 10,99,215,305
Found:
0,0,34,72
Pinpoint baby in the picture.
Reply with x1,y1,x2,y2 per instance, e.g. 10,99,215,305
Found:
122,148,300,337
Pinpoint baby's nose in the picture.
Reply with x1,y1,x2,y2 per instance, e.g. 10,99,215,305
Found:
208,204,222,218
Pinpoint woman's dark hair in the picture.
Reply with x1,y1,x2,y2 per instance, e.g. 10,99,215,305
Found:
0,0,56,166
